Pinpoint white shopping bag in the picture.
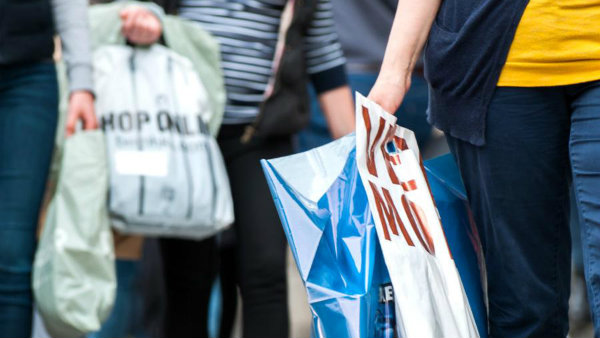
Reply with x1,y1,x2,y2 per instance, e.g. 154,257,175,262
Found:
94,45,233,239
355,93,479,338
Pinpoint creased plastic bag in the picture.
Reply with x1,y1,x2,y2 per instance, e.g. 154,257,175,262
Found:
262,94,485,338
263,135,393,338
33,130,116,338
424,154,488,337
355,94,478,337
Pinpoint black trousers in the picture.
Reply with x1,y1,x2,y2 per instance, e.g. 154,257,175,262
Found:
159,124,292,338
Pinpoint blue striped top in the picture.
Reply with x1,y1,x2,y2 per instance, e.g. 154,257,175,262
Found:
179,0,346,124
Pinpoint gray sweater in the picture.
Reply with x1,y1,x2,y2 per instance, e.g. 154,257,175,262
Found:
52,0,93,93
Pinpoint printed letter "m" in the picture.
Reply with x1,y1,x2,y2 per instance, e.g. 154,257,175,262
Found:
369,181,414,246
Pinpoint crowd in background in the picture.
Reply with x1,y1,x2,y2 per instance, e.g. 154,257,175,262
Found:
0,0,599,337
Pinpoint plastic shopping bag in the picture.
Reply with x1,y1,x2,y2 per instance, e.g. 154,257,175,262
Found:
33,131,116,338
424,154,487,336
93,45,233,239
355,94,478,337
263,136,394,338
262,94,483,337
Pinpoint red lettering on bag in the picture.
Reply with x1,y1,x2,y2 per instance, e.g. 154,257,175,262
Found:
400,180,417,192
401,194,435,255
362,107,377,177
362,106,440,254
368,181,414,246
380,131,410,186
381,126,400,184
362,106,390,178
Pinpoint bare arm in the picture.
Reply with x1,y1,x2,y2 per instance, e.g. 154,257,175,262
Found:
319,85,356,139
368,0,441,113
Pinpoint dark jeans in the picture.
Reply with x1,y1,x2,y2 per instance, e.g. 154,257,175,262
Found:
448,82,600,337
0,62,58,338
159,124,291,338
88,260,141,338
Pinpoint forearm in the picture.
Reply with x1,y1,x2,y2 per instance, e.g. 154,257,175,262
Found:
370,0,440,113
52,0,93,94
380,0,441,83
319,85,355,139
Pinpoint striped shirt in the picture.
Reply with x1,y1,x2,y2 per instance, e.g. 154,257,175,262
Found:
179,0,346,124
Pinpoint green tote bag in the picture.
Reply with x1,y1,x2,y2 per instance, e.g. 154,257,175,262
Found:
33,130,116,338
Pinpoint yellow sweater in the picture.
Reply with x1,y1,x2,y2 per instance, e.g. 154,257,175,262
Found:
498,0,600,87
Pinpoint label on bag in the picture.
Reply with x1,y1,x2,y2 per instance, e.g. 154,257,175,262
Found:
375,283,397,338
114,150,169,177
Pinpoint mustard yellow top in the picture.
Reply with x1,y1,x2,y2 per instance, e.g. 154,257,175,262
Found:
498,0,600,87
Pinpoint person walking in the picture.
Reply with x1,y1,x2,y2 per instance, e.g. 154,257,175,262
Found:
370,0,600,336
0,0,97,336
113,1,355,337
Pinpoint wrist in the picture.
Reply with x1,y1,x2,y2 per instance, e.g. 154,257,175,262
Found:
70,90,94,99
379,64,411,84
67,64,94,94
379,54,415,84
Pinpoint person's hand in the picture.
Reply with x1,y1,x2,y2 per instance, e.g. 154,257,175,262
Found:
65,90,98,136
368,72,411,114
120,6,162,45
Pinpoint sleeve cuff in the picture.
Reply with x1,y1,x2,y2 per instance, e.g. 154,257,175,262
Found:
68,63,94,94
309,64,348,94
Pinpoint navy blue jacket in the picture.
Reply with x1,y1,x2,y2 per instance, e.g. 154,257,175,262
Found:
0,0,54,65
424,0,530,145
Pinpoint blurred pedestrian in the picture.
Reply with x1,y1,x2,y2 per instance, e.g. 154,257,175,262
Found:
370,0,600,336
85,3,214,338
111,1,355,338
0,0,97,336
298,0,431,152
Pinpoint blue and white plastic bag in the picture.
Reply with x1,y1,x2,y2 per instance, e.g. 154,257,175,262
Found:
262,94,485,338
263,138,392,338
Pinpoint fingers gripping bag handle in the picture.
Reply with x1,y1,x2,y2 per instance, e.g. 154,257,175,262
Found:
355,93,479,338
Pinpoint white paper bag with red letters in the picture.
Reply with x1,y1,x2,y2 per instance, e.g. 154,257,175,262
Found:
355,93,479,338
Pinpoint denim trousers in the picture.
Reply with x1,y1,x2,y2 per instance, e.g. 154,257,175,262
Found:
447,82,600,337
0,62,58,338
88,260,140,338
